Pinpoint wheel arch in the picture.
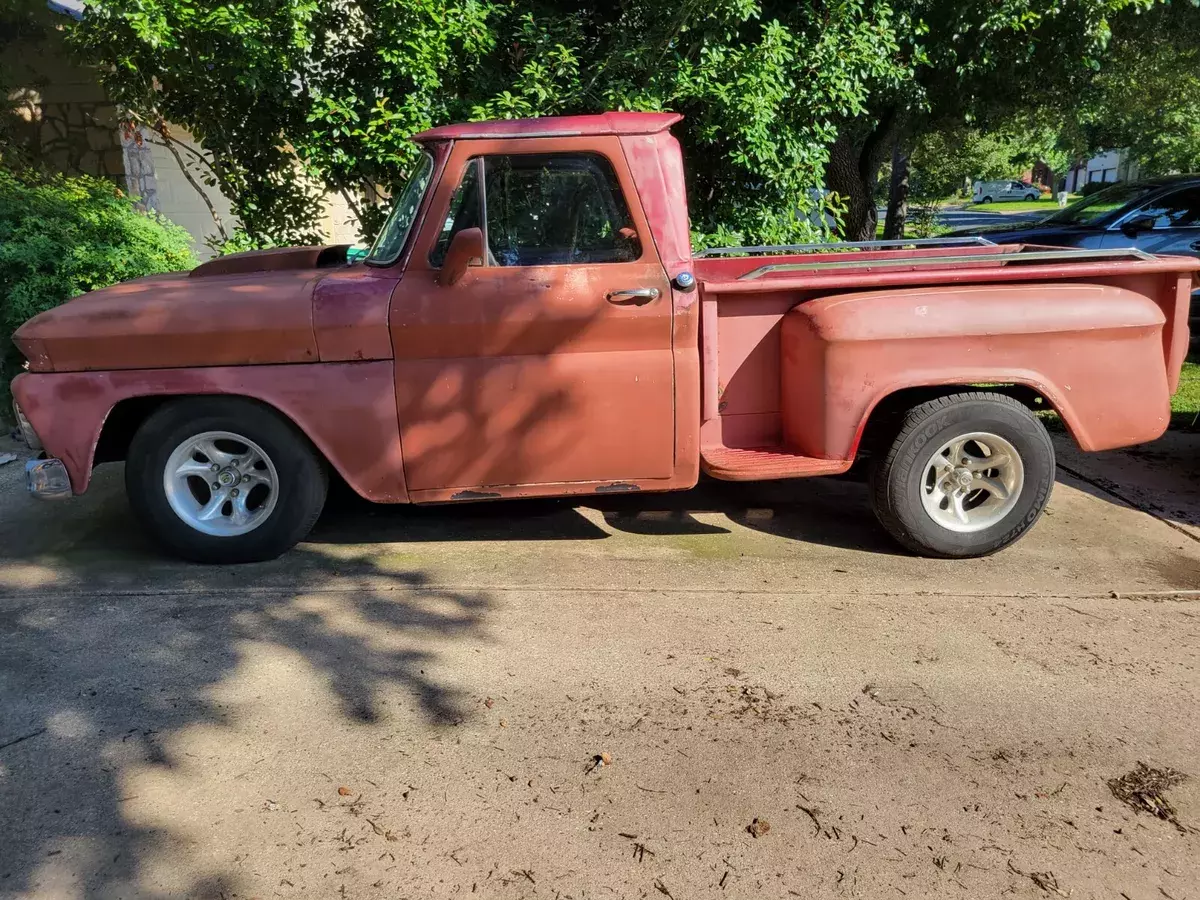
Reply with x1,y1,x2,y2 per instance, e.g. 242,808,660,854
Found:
852,379,1075,460
13,363,409,502
98,394,325,465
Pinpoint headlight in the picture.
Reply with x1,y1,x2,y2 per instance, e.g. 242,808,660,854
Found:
12,399,43,451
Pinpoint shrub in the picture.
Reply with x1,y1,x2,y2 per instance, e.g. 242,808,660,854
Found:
1079,180,1113,197
0,169,196,416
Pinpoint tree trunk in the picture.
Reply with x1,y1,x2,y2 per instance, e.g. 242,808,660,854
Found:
825,108,899,242
883,143,910,240
826,135,878,241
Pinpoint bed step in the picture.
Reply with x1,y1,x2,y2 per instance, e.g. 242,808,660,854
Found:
700,446,853,481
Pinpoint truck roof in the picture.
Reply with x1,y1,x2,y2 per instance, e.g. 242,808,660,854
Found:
412,112,683,142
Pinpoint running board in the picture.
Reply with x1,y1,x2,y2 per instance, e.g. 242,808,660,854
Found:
700,446,853,481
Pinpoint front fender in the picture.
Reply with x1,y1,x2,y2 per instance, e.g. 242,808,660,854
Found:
11,362,408,501
780,282,1170,457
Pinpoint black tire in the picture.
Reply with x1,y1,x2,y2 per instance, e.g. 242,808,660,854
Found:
1025,193,1039,202
981,195,993,204
125,397,328,563
869,392,1055,558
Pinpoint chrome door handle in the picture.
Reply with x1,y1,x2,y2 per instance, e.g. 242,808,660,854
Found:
1190,240,1200,252
606,287,661,306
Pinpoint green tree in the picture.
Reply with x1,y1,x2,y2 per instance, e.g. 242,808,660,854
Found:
1075,0,1200,176
903,123,1074,202
1,169,196,409
848,0,1159,240
71,0,911,248
67,0,1173,248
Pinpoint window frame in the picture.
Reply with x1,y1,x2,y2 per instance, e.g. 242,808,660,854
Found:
426,147,646,269
1110,185,1200,232
428,157,488,268
365,150,437,268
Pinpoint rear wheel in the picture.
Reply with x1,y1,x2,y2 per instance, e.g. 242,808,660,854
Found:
869,392,1055,558
980,195,993,204
126,398,328,563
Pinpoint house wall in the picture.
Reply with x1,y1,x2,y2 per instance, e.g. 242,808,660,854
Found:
1065,149,1141,193
5,6,367,259
2,10,125,180
133,128,362,257
136,126,237,258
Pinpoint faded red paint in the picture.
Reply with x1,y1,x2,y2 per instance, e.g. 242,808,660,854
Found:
312,265,397,362
413,112,682,142
15,267,322,372
11,363,407,501
9,112,1199,504
392,134,691,495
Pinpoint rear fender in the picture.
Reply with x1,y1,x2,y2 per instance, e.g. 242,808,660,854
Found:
11,362,407,501
781,283,1171,458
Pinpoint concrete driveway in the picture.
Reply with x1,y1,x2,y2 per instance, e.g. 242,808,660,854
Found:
1,434,1198,899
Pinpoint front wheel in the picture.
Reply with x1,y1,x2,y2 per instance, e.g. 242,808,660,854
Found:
1025,193,1040,202
126,398,328,563
869,392,1055,558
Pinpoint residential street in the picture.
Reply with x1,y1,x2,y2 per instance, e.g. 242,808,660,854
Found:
935,207,1046,230
874,205,1046,231
1,434,1198,899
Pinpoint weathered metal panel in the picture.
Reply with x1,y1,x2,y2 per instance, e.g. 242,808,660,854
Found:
11,362,408,501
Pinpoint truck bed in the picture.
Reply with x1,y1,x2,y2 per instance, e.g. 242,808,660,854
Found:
692,240,1199,480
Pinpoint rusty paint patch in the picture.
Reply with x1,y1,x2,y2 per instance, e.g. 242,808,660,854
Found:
595,482,641,493
450,489,502,501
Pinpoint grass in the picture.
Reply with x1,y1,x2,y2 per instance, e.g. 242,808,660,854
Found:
964,197,1072,214
1171,356,1200,430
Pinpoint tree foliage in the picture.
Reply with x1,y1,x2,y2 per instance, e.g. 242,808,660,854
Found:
1075,0,1200,176
902,122,1073,201
73,0,912,247
839,0,1161,239
67,0,1185,247
0,169,196,408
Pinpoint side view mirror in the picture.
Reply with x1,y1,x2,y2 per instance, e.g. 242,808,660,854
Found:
1120,215,1157,238
440,227,485,286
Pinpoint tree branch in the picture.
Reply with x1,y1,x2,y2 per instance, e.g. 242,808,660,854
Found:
148,131,229,243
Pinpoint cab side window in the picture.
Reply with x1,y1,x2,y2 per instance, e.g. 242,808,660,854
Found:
431,152,641,267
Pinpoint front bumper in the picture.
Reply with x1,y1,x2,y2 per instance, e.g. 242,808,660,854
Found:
26,457,72,500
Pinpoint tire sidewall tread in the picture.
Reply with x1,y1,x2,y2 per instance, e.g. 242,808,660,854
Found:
870,392,1055,558
126,397,328,563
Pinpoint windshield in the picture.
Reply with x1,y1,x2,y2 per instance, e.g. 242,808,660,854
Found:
366,151,434,265
1042,181,1158,226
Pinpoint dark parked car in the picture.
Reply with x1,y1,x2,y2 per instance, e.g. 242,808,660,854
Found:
955,176,1200,258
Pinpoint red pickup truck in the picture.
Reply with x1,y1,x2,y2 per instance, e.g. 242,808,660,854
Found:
11,112,1198,563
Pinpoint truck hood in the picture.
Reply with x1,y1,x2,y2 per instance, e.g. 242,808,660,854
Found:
11,247,354,372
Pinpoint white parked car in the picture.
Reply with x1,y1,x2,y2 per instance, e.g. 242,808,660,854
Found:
972,180,1042,204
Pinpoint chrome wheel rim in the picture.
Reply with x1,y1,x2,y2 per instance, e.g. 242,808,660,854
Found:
920,431,1024,533
163,431,279,537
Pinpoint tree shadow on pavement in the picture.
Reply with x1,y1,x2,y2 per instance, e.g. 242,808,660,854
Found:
0,546,491,899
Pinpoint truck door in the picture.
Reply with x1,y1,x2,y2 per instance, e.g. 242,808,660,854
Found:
390,138,675,496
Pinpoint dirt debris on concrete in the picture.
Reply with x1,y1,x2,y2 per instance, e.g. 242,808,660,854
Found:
746,816,771,838
1107,762,1193,832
